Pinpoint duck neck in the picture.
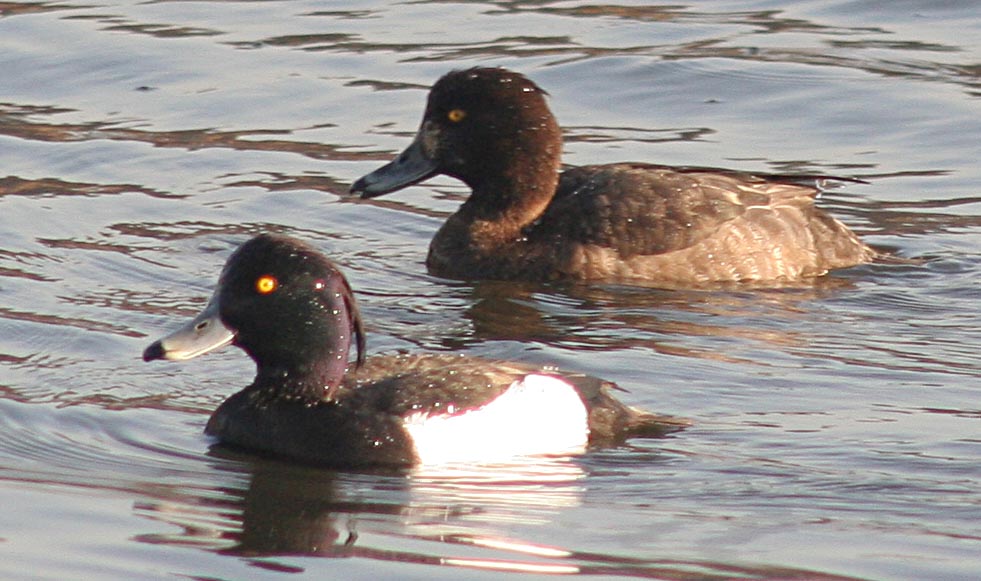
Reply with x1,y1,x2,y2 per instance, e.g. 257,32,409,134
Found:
250,356,348,404
243,322,354,404
460,129,562,233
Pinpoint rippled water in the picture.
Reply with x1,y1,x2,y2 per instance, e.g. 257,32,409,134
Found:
1,0,979,579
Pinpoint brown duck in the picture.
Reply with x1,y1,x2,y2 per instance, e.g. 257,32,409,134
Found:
351,67,876,285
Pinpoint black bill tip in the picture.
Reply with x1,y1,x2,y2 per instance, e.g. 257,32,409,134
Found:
143,340,165,362
349,176,376,199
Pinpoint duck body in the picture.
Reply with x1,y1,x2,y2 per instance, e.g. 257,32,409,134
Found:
429,163,874,283
207,353,683,467
144,234,687,468
351,67,876,285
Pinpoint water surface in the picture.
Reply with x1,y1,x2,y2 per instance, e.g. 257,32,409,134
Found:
1,0,979,579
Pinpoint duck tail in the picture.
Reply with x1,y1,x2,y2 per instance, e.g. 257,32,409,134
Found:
622,406,693,438
585,380,693,443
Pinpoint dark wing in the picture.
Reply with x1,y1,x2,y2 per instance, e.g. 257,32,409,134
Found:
537,163,823,258
345,354,532,415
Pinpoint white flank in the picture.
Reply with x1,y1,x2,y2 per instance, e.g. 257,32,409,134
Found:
402,374,589,465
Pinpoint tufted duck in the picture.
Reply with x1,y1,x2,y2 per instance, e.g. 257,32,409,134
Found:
351,67,876,285
143,234,689,467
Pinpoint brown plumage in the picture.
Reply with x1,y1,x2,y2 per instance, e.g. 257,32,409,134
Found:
351,67,876,285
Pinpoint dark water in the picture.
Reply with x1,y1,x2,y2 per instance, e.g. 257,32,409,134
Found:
1,0,979,579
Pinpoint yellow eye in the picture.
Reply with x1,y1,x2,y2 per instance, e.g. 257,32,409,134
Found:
447,108,466,123
255,275,279,295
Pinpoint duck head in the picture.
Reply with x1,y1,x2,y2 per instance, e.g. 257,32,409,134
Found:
143,234,366,400
351,67,563,215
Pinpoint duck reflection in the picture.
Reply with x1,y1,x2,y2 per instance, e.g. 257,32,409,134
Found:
131,451,860,579
228,453,586,558
436,276,863,362
133,450,588,562
230,458,348,556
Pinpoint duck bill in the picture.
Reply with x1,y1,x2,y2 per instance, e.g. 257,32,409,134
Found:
143,298,236,362
350,133,438,199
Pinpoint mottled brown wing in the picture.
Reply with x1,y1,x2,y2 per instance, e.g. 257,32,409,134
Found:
539,163,819,258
